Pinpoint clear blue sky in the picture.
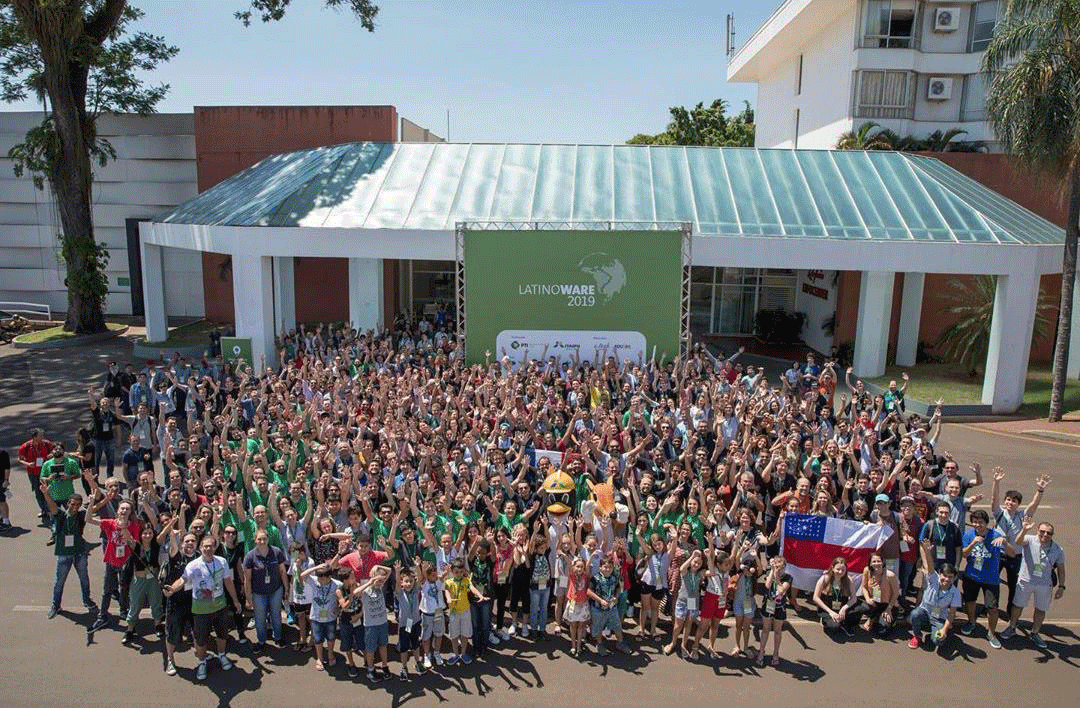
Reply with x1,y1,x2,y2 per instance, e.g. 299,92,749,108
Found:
8,0,773,143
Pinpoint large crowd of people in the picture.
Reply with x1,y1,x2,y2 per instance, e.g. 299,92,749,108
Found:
12,316,1068,683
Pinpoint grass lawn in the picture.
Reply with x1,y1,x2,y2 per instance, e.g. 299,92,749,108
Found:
15,321,126,344
869,363,1080,417
141,319,218,348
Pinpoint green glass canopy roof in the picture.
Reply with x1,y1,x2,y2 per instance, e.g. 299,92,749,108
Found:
159,143,1063,245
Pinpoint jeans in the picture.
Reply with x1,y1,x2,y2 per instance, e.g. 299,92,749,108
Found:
470,599,493,655
53,553,93,610
909,606,945,637
126,574,164,624
101,564,130,617
899,560,917,602
251,586,284,643
94,439,115,476
28,473,50,519
529,587,550,632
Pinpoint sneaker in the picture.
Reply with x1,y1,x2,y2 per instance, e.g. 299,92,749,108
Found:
218,654,233,671
366,669,375,682
0,519,11,531
196,660,208,681
497,628,511,641
236,632,249,644
461,653,474,665
400,668,409,680
507,625,517,637
165,660,177,676
246,618,255,630
908,636,920,650
422,654,432,670
988,634,1002,650
960,623,974,636
521,625,530,639
446,655,459,666
434,652,444,666
46,537,55,546
89,615,109,632
615,640,631,654
488,631,501,646
1032,632,1047,649
47,607,59,620
122,630,134,645
347,666,358,678
999,626,1016,640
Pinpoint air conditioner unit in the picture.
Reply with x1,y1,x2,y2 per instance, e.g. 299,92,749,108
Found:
927,77,953,100
934,7,961,32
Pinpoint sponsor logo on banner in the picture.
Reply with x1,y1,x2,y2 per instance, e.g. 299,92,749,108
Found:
496,329,645,364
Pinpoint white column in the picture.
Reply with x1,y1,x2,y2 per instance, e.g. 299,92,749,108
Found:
272,256,295,335
1067,271,1080,379
853,271,895,378
982,269,1040,413
140,242,168,343
895,272,924,367
232,253,275,371
349,257,384,333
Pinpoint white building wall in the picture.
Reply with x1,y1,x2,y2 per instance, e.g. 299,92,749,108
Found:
0,111,202,317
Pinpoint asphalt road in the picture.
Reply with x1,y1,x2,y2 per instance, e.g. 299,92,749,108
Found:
0,341,1077,708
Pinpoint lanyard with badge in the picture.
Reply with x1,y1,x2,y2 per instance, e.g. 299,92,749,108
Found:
934,524,947,560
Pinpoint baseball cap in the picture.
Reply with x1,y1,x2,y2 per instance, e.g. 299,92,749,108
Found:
874,494,890,504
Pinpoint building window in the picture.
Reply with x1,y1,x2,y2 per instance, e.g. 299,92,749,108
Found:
855,70,915,118
960,72,989,121
796,54,803,95
862,0,917,48
688,267,797,336
969,0,999,52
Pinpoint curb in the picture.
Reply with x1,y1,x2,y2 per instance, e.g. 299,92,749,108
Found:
13,325,129,350
862,380,993,417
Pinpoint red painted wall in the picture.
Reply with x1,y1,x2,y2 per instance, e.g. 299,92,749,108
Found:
831,153,1067,364
196,106,399,323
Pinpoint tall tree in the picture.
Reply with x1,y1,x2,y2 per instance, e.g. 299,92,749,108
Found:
628,99,755,147
0,0,378,334
984,0,1080,421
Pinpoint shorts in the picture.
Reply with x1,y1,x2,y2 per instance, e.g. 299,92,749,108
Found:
732,593,755,618
165,597,193,645
291,602,311,617
760,600,787,622
674,597,701,621
961,577,1000,609
312,619,336,644
1014,580,1053,613
447,610,472,639
364,622,389,653
563,599,590,624
639,582,666,600
338,617,364,653
398,622,421,652
591,606,621,637
421,611,445,640
192,608,232,647
701,592,727,620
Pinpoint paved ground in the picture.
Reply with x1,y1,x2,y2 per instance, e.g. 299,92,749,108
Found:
0,338,1078,708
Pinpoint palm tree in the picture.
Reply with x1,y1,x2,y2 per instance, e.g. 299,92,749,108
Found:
835,122,897,150
936,276,1055,377
921,128,968,151
984,0,1080,421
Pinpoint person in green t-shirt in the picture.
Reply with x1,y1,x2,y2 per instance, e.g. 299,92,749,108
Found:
40,444,82,503
41,484,93,617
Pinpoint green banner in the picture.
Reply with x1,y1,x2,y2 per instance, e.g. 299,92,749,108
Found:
220,337,253,370
464,229,681,364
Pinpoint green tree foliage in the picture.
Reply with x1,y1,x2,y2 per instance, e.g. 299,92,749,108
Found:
983,0,1080,421
628,99,755,147
835,121,986,152
935,275,1054,377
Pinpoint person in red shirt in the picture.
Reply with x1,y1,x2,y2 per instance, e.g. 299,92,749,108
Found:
339,534,389,582
87,493,144,632
18,428,53,524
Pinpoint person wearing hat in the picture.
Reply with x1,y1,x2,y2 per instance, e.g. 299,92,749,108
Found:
870,493,903,581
